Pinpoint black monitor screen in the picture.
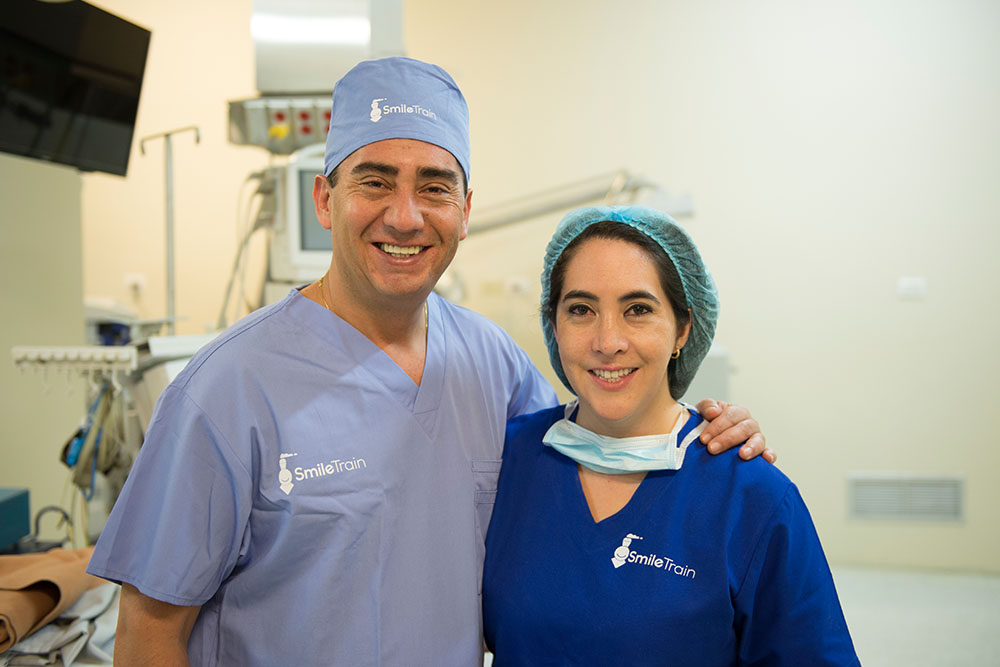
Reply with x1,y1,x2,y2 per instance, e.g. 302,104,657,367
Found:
0,0,150,176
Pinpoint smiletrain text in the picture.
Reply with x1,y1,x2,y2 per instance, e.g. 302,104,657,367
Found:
627,550,697,578
294,458,368,480
382,103,437,119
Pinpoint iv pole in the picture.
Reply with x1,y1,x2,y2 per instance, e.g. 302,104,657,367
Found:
140,126,200,335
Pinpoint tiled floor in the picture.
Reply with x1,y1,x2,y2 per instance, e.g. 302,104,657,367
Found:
484,567,1000,666
833,566,1000,666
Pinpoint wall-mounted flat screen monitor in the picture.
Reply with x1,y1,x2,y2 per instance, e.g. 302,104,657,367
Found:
0,0,150,176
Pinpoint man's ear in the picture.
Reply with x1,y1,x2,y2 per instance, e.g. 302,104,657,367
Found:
458,187,473,241
313,174,333,230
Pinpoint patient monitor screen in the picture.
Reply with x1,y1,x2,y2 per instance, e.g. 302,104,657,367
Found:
299,170,332,252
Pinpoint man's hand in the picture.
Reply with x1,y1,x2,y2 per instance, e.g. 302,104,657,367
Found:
695,399,777,464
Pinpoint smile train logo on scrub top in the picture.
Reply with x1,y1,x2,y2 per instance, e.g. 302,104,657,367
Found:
612,533,642,568
612,533,697,579
278,452,369,495
278,454,296,495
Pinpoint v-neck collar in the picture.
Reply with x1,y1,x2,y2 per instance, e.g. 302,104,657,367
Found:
555,411,702,552
290,289,446,424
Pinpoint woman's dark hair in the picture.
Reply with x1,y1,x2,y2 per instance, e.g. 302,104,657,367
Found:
544,220,691,336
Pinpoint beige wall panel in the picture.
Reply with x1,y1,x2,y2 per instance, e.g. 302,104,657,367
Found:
0,154,85,544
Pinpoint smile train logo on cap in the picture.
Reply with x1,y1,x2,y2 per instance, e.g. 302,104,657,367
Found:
325,58,470,181
368,96,439,124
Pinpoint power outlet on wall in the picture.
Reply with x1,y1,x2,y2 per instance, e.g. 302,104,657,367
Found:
124,273,147,299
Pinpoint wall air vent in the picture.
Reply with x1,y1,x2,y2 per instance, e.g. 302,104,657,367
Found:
849,474,964,522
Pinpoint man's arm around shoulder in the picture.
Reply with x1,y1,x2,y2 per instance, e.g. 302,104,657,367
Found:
115,583,201,666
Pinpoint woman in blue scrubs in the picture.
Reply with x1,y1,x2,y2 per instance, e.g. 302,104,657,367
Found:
483,206,859,666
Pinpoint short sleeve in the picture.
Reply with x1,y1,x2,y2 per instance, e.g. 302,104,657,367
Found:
733,485,860,666
87,385,254,606
505,343,558,420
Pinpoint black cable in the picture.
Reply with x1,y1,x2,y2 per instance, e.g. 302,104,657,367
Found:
33,504,72,537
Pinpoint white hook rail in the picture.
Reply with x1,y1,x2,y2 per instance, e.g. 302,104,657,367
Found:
11,345,137,377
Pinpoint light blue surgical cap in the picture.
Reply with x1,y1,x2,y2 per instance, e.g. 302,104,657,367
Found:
324,57,471,184
540,205,719,400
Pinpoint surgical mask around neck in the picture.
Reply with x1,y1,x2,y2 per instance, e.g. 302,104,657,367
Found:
542,400,705,475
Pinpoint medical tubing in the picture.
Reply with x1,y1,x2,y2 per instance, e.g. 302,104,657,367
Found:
84,426,102,501
216,189,268,330
65,384,108,466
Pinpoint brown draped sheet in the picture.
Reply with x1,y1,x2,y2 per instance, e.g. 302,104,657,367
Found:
0,546,104,653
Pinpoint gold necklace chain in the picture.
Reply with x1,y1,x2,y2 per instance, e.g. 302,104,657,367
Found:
316,277,427,328
316,277,333,311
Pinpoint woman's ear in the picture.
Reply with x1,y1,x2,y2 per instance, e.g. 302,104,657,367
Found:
675,309,693,350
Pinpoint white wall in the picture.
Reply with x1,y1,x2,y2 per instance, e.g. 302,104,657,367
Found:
82,0,265,334
71,0,1000,571
0,154,85,543
408,0,1000,572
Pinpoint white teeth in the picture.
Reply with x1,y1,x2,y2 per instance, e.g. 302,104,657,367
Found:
592,368,635,382
380,243,422,257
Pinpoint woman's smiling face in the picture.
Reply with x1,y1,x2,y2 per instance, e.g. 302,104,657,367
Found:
554,237,690,438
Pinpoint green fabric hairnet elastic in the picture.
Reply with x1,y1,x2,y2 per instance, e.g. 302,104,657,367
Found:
540,205,719,400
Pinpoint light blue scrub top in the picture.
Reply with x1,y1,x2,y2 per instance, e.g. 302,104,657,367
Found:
88,289,556,666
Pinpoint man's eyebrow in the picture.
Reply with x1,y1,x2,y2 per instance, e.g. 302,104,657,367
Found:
350,162,398,177
417,166,461,186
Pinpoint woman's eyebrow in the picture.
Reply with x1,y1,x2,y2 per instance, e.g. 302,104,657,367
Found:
620,290,661,304
561,289,598,302
562,289,662,303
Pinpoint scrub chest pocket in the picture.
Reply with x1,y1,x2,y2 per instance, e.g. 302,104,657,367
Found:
472,459,503,537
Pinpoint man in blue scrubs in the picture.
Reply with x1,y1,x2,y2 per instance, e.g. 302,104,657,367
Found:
87,58,769,665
